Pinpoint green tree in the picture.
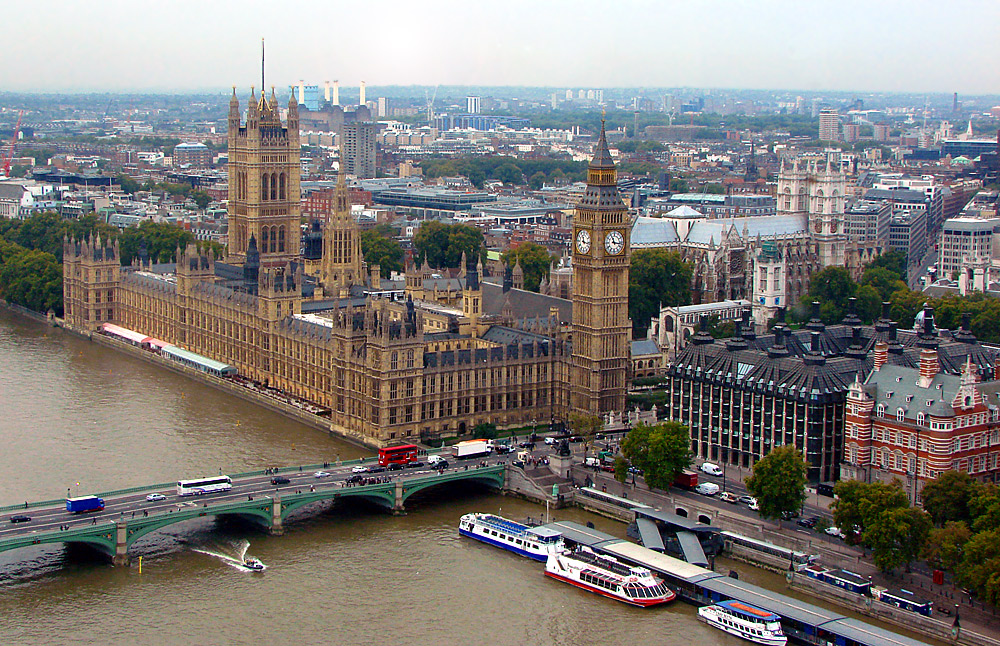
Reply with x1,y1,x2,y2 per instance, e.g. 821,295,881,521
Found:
117,220,197,264
856,284,882,323
620,421,692,491
920,471,977,526
744,445,809,522
117,174,140,194
413,221,485,269
864,507,932,573
798,266,857,324
191,190,211,210
360,225,404,278
860,266,908,302
956,528,1000,605
472,422,497,440
495,163,523,185
568,412,603,449
613,455,629,484
0,246,63,315
528,171,547,190
867,249,907,280
831,479,910,534
924,521,971,571
629,249,694,338
501,242,556,292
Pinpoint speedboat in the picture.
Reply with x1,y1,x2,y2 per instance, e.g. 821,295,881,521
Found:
243,557,265,571
697,600,787,645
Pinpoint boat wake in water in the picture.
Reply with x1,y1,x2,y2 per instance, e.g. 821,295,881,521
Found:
192,539,266,572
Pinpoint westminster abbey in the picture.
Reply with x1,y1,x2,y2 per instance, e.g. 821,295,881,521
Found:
62,89,631,447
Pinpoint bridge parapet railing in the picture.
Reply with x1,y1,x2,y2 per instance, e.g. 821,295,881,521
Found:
1,453,469,512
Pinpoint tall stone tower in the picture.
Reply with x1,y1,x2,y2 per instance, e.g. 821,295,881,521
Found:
777,152,846,268
62,235,121,331
320,170,364,297
571,120,630,416
227,87,301,267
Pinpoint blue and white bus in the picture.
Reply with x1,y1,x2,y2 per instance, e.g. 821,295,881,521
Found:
177,475,233,496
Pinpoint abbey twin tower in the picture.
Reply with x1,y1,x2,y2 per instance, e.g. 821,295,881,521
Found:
63,88,631,447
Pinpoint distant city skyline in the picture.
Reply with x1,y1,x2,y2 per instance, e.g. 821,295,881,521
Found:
8,0,1000,94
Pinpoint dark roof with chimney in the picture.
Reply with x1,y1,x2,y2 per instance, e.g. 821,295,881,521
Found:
668,304,998,403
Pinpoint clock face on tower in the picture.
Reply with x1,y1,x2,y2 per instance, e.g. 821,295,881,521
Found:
576,229,591,254
604,230,625,255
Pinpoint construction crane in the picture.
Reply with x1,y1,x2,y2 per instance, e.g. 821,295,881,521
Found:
2,110,24,178
425,85,438,125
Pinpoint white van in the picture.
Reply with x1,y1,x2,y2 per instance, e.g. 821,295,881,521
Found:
700,462,724,477
695,482,720,496
427,455,446,465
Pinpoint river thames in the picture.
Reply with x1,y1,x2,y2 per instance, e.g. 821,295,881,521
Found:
0,309,932,646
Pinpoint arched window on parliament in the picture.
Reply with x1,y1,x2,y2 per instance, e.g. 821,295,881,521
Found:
279,173,286,200
261,173,268,201
390,352,398,371
261,228,269,252
278,226,285,252
407,350,414,368
270,173,277,201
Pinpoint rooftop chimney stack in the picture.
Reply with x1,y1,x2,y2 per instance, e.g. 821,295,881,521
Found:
325,81,331,103
873,341,889,371
333,80,340,106
919,348,940,387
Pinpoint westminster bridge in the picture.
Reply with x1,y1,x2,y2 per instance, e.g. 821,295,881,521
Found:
0,459,506,566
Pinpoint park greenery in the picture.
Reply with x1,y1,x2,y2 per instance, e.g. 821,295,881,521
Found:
628,249,694,338
0,213,223,316
918,472,1000,604
790,250,908,325
413,221,486,269
620,421,692,491
501,241,557,292
359,224,404,278
744,445,809,522
788,248,1000,343
526,110,820,140
419,155,586,189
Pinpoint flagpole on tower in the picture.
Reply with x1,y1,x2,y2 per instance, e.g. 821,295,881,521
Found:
261,38,265,93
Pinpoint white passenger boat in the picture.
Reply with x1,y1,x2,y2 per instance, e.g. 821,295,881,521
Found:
544,546,676,607
243,557,265,571
458,513,564,561
697,600,787,645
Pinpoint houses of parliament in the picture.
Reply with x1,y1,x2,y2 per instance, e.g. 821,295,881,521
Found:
62,88,632,447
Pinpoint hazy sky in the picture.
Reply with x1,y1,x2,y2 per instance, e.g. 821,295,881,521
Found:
9,0,999,94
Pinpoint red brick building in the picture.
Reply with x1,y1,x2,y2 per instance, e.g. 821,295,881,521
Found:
844,340,1000,503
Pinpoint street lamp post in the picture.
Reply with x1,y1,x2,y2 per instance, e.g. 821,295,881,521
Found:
722,446,729,493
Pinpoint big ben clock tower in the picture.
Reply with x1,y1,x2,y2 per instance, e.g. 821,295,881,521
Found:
571,118,630,416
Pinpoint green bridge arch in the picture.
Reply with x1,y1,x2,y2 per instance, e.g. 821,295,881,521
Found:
0,465,507,566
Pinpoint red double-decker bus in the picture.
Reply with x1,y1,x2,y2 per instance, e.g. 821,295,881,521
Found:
378,443,420,466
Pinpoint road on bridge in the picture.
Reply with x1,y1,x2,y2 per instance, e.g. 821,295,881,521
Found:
0,456,505,543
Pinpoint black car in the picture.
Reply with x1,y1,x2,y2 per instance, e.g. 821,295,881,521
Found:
511,459,525,468
781,510,800,520
387,463,403,471
270,476,291,485
367,466,386,473
797,515,819,528
405,461,424,469
345,474,364,484
433,460,449,470
9,515,30,524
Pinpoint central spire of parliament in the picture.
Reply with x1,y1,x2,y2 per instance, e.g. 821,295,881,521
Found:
226,66,301,267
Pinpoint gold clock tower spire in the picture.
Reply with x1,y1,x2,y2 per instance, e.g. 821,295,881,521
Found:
570,118,630,416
